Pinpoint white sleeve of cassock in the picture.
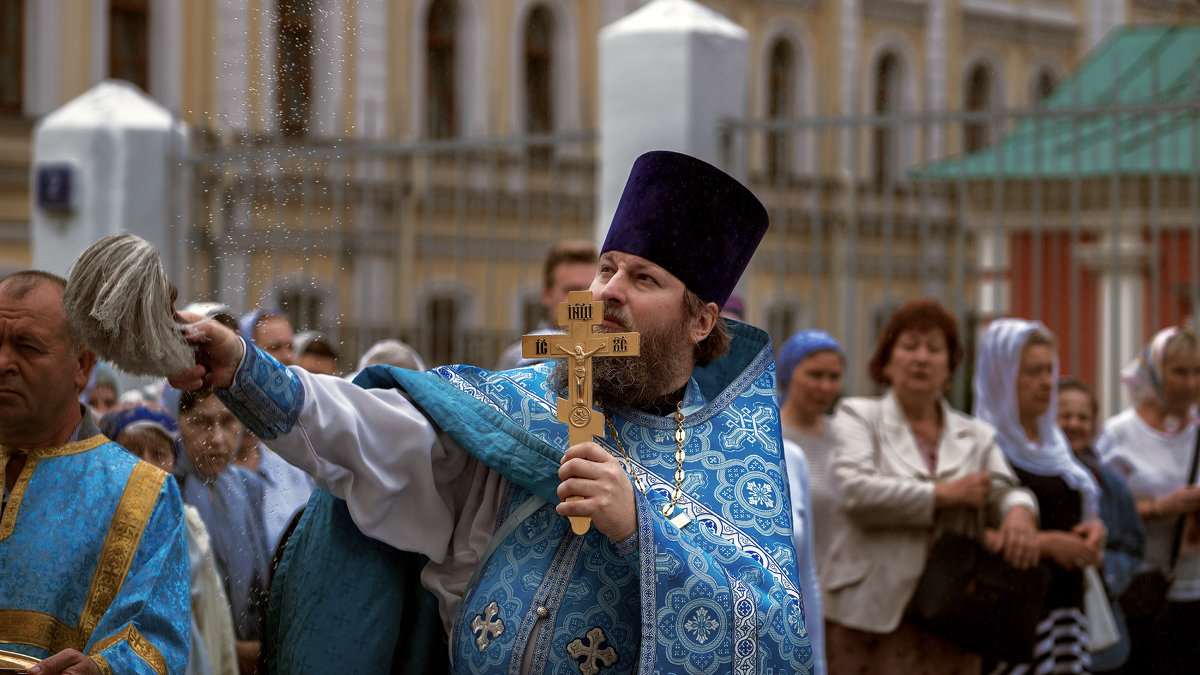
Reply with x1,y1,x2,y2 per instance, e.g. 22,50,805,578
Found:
244,364,494,566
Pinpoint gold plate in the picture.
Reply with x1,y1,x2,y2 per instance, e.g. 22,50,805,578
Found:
0,649,37,668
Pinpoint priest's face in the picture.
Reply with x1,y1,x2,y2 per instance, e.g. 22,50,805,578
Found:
550,250,713,409
179,394,243,477
0,278,95,448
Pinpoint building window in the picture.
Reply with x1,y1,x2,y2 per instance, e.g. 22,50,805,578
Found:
109,0,150,92
872,52,902,187
277,0,315,138
523,5,554,135
964,63,992,152
766,38,795,180
766,299,805,348
426,0,458,139
0,0,22,114
521,292,543,333
279,285,323,331
425,293,462,366
1034,68,1056,104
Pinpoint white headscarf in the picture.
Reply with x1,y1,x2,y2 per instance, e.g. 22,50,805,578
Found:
973,318,1100,520
1120,326,1178,409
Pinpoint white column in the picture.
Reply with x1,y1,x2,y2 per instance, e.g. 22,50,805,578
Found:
149,0,184,113
31,81,189,286
838,0,859,173
313,0,345,138
26,0,62,116
597,0,749,243
926,0,946,160
977,228,1010,322
217,0,250,131
1080,237,1146,417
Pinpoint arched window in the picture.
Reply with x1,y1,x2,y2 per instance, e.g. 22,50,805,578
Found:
0,0,23,114
277,0,315,138
1034,68,1056,104
426,0,458,139
872,52,902,187
766,298,806,349
964,63,992,152
766,38,795,180
279,285,324,332
109,0,150,91
523,5,554,135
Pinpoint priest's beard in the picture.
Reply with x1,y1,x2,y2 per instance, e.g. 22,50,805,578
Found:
549,306,695,413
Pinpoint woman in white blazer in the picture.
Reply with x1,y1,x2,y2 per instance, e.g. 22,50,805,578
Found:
823,299,1039,675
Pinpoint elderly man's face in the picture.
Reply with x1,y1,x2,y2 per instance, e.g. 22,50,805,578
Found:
0,280,93,446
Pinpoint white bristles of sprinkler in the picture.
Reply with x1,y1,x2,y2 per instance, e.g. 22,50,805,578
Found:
62,233,197,377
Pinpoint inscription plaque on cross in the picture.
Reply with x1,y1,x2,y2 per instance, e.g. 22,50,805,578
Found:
521,289,640,535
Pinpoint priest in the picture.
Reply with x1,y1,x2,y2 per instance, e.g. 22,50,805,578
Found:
170,150,813,674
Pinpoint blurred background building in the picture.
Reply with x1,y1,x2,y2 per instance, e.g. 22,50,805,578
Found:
2,0,1199,411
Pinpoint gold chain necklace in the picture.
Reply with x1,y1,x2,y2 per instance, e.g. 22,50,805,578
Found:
604,401,691,529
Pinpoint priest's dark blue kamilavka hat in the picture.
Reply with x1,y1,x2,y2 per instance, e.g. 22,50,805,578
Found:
601,150,768,308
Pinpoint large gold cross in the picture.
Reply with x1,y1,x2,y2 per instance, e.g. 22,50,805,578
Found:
522,289,640,535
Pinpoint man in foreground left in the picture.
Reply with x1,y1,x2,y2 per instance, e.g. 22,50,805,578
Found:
0,271,189,675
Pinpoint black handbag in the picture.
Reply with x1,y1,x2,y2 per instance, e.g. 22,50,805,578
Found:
1118,427,1200,623
906,523,1052,661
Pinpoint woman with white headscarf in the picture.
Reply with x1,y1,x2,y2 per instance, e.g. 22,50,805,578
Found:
973,318,1103,674
1097,326,1200,673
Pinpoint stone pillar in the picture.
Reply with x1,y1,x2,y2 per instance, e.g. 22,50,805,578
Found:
31,80,188,284
1078,236,1147,418
597,0,749,243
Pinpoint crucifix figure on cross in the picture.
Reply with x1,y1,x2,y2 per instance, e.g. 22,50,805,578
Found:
522,289,640,535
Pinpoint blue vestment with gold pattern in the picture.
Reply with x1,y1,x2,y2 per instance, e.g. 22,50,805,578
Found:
235,322,812,674
0,422,190,674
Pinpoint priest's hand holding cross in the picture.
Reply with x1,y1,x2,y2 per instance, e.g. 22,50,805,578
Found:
521,290,640,539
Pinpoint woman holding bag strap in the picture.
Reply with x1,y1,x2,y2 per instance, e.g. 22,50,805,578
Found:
973,319,1105,674
1097,326,1200,674
823,299,1039,674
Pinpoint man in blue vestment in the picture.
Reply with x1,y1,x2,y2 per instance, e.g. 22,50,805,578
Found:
0,271,189,674
170,150,814,674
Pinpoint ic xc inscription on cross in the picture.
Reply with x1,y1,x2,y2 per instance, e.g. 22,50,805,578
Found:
522,289,640,535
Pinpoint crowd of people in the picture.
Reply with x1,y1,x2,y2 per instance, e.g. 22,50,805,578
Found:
772,301,1200,675
3,149,1198,675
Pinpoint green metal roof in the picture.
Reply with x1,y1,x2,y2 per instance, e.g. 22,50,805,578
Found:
918,25,1200,179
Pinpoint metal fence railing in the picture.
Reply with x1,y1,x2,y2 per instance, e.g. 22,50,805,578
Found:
180,62,1200,415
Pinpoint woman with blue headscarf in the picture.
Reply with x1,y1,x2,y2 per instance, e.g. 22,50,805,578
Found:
973,318,1103,674
778,329,843,675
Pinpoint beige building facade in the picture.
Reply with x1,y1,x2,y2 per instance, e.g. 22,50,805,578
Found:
3,0,1198,382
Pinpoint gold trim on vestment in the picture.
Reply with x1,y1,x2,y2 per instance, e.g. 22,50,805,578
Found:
0,436,109,542
0,457,35,542
90,624,167,675
0,610,82,652
0,457,169,667
0,434,108,460
90,653,113,675
78,461,165,641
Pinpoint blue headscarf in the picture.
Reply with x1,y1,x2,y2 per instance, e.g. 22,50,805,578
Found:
99,404,181,459
238,307,285,345
777,330,843,402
